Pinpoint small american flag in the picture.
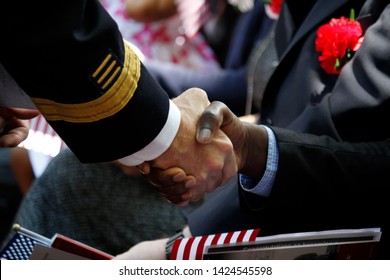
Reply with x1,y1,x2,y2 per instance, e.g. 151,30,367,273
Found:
170,228,260,260
1,225,113,260
1,233,49,260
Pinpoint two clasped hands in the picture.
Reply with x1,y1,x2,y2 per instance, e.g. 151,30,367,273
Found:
138,87,268,206
113,88,269,260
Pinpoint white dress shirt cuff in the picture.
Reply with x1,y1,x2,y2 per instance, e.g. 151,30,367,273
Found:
118,100,181,166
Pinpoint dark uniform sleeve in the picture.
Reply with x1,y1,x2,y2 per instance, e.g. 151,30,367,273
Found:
0,0,179,165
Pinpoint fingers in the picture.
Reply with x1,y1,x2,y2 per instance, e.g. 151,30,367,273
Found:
172,87,210,110
5,108,40,120
0,107,39,147
0,119,30,147
136,162,151,175
196,101,236,144
196,102,223,144
147,166,186,186
146,167,197,206
158,181,191,206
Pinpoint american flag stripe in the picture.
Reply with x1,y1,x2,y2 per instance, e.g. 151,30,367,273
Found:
171,228,261,260
188,235,203,260
183,236,195,259
195,236,208,260
170,238,181,260
211,232,222,246
224,232,234,244
230,230,243,243
217,232,229,245
171,237,185,260
250,229,260,240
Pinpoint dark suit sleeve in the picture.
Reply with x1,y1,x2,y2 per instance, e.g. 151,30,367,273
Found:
0,0,178,164
260,127,390,226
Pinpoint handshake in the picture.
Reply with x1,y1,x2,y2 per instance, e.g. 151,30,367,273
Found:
0,88,268,206
136,88,269,206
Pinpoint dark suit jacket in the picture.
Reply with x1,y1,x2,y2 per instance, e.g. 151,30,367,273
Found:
188,0,390,259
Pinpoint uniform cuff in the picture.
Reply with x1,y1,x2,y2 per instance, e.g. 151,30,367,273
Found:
118,100,181,166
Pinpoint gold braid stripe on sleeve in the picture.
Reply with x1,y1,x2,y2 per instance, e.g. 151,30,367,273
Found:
31,42,140,123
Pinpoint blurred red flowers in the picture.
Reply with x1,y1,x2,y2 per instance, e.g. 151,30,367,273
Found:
315,14,364,74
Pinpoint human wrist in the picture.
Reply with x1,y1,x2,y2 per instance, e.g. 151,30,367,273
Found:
239,124,268,181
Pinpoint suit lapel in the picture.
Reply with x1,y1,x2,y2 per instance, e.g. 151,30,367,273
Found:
261,0,353,108
279,0,350,61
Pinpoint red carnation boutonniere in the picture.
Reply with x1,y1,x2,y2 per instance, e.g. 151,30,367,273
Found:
315,9,364,74
263,0,284,19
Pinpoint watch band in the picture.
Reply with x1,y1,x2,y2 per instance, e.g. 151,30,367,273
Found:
165,231,184,260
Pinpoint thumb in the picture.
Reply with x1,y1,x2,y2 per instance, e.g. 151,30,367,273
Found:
7,108,40,119
196,101,235,144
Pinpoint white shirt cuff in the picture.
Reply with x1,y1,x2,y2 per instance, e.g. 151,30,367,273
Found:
118,100,181,166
